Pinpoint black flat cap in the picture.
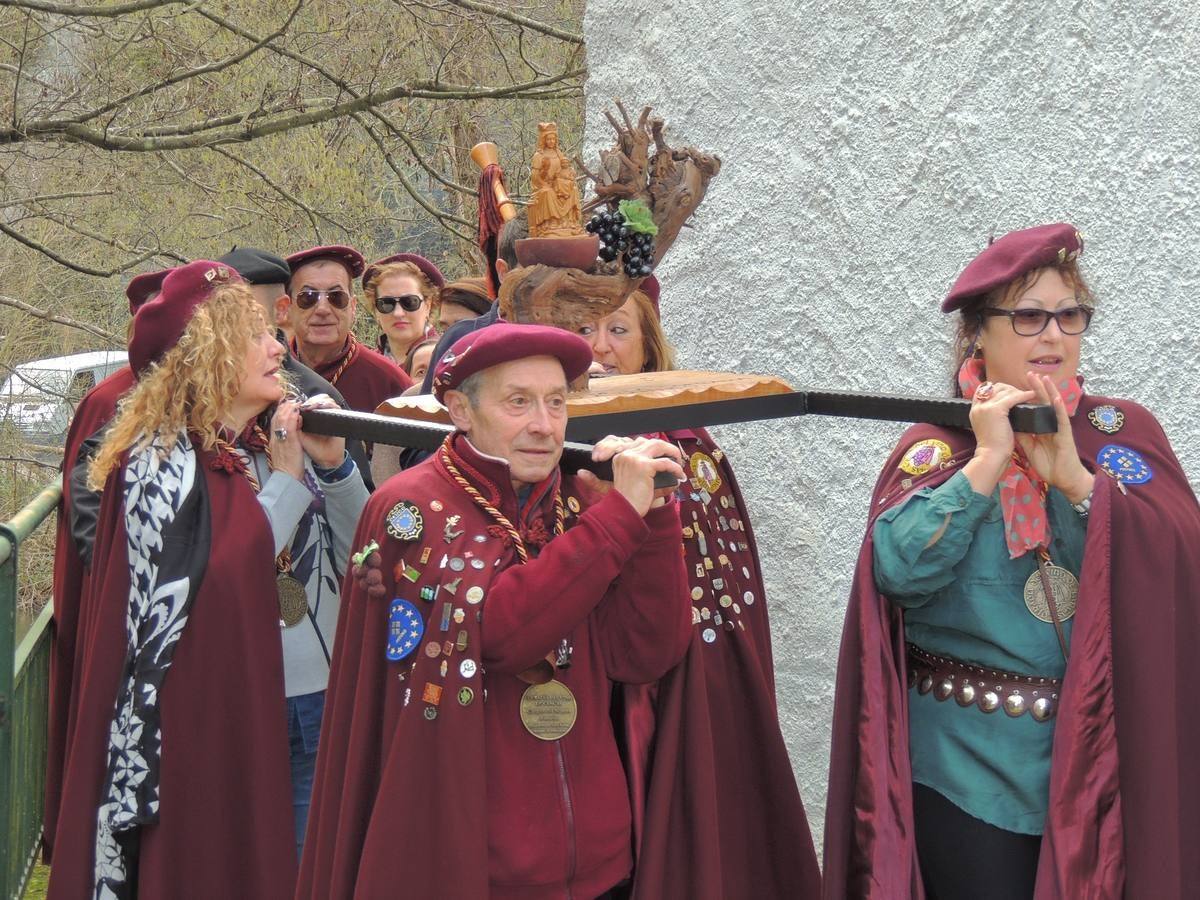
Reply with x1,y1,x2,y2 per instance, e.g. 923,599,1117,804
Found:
218,246,291,286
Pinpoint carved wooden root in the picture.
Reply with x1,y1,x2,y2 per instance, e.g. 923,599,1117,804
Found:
584,102,721,263
498,265,637,333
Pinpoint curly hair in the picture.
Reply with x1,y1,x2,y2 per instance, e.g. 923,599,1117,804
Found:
363,261,437,309
89,283,279,490
950,260,1094,395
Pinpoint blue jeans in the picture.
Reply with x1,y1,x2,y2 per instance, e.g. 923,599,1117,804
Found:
287,690,326,859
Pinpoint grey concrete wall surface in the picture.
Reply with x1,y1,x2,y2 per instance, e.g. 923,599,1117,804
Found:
583,0,1200,849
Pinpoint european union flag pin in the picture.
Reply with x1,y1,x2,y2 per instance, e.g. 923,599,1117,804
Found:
387,598,425,662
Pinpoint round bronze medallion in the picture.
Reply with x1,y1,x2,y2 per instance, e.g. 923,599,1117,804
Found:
1023,565,1079,623
519,680,578,740
277,573,308,628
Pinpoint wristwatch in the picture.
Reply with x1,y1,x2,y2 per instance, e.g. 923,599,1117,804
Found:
1071,491,1092,517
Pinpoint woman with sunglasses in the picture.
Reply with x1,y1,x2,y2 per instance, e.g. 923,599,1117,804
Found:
361,253,445,364
824,223,1200,899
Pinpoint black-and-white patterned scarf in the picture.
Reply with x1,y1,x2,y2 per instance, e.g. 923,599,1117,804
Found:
93,433,208,899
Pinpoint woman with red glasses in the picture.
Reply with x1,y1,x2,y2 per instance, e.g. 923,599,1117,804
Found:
361,253,444,363
824,223,1200,899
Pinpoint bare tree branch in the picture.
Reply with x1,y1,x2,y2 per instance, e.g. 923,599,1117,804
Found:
26,208,189,263
1,189,114,205
0,0,188,17
210,145,353,240
0,60,58,93
0,456,60,470
1,66,586,150
0,219,161,276
367,108,476,197
0,293,121,344
194,7,478,204
66,0,306,126
351,111,475,240
438,0,583,44
140,97,326,138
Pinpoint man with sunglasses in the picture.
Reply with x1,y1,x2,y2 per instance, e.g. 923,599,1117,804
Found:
281,244,412,417
219,246,373,490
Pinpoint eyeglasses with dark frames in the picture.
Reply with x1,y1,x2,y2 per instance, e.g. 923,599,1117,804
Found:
374,294,425,315
295,288,351,310
982,305,1093,336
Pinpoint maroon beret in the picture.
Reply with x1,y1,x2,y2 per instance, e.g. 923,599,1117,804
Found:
129,260,242,375
362,253,446,293
286,245,365,281
433,322,592,403
125,267,173,315
943,223,1084,312
439,277,492,317
638,274,660,317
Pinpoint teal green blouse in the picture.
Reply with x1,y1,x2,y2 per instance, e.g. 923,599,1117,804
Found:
872,470,1087,835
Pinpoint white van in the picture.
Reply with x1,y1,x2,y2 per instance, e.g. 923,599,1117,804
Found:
0,350,129,447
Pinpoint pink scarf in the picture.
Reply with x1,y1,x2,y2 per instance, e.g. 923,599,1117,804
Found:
957,357,1083,559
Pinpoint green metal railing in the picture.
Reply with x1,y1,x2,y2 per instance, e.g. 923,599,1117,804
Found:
0,482,60,900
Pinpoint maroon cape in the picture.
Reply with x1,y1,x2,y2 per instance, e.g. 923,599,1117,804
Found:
293,336,411,413
44,364,135,862
47,442,296,899
623,429,821,899
822,394,1200,899
297,436,690,900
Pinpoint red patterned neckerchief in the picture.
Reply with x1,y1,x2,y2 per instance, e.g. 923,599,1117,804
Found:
291,333,358,385
957,357,1083,558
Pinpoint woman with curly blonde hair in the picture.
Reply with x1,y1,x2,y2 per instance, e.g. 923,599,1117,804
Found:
50,260,364,900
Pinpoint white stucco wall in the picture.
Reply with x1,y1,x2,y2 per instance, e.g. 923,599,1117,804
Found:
583,0,1200,848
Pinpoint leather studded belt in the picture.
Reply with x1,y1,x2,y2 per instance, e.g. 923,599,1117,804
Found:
906,643,1061,722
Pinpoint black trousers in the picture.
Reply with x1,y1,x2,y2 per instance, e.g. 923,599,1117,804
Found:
913,783,1042,900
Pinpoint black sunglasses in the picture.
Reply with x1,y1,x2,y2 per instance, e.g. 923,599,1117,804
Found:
295,288,351,310
374,293,425,314
982,305,1094,336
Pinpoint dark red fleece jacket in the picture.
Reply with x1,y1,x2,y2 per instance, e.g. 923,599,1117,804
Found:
298,433,691,900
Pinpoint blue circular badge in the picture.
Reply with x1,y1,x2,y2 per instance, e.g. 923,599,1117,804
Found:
1097,444,1152,485
386,598,425,661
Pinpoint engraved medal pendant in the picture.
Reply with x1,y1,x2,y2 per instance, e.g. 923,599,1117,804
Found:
1023,564,1079,623
519,679,578,741
277,573,309,628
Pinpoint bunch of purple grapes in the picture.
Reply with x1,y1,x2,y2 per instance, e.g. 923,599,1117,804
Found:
585,209,655,277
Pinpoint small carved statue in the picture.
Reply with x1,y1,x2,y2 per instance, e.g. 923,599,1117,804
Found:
527,122,584,238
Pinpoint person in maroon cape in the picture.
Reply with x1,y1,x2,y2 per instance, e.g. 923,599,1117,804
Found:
297,323,692,900
823,223,1200,899
43,266,169,864
279,244,412,413
574,283,821,899
47,261,339,899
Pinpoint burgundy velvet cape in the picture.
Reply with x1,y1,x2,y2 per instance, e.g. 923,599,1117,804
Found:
44,365,135,861
623,429,821,899
47,443,297,899
822,393,1200,899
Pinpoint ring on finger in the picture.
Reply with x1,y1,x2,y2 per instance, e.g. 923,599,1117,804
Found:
975,382,995,402
274,428,288,440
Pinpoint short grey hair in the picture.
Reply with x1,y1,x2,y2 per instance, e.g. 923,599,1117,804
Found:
454,371,484,408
